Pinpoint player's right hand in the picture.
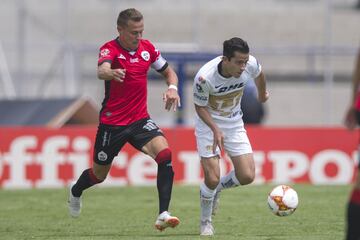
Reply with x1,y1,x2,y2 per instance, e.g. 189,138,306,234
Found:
112,68,126,82
163,88,181,112
212,128,224,154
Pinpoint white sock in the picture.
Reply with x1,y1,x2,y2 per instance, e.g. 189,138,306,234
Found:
216,170,240,192
200,183,216,222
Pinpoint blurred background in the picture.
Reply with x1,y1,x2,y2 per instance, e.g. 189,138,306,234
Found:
0,4,359,238
0,0,359,127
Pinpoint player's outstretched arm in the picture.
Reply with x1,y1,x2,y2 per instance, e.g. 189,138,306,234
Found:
254,71,269,103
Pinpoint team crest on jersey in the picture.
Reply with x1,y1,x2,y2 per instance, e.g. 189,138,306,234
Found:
196,83,204,93
100,49,110,57
98,151,108,161
130,58,139,63
141,51,150,61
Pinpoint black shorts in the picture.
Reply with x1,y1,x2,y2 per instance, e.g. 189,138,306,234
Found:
93,118,164,165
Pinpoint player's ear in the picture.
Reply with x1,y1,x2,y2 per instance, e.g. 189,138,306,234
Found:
117,26,122,34
222,56,230,63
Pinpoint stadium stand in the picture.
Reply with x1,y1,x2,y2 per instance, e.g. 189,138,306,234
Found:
0,97,98,127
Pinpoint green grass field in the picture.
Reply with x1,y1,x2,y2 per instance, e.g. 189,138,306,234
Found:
0,184,351,240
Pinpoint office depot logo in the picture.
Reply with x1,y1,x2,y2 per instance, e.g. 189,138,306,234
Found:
0,135,91,188
253,150,358,184
0,127,358,188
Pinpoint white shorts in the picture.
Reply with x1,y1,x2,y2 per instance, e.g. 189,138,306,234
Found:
195,122,253,158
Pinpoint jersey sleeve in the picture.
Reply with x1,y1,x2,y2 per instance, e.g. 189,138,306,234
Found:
148,42,167,71
98,43,116,66
247,55,262,79
193,74,210,106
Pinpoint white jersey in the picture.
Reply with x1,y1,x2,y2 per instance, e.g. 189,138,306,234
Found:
193,55,261,128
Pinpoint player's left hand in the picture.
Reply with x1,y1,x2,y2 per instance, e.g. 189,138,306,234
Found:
258,90,269,103
163,89,181,112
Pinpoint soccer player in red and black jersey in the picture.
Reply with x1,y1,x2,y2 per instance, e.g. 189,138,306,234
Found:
68,8,180,231
344,48,360,240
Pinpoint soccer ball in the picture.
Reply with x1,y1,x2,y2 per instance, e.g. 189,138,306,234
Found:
267,185,298,217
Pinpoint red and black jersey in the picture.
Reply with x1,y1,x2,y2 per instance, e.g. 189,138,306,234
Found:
97,38,168,125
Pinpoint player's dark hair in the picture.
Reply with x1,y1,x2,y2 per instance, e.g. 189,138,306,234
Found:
117,8,143,27
223,37,249,60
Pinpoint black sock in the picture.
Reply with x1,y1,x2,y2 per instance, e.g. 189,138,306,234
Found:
346,202,360,240
157,160,174,214
71,168,102,197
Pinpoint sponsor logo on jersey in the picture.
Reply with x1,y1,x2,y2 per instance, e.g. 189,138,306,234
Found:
141,51,150,61
117,54,126,60
130,58,139,63
98,151,108,161
194,93,208,101
100,49,110,57
218,82,244,93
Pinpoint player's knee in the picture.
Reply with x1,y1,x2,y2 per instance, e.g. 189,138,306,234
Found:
155,148,172,164
205,175,220,189
236,171,255,185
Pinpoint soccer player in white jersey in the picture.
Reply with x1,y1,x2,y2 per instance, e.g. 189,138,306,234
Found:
193,37,269,236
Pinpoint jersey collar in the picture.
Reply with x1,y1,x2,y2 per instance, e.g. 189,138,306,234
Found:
115,37,139,54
